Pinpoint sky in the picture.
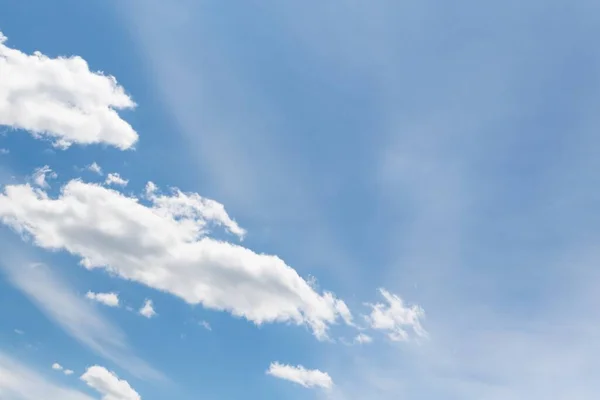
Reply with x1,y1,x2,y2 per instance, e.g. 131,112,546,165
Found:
1,0,600,399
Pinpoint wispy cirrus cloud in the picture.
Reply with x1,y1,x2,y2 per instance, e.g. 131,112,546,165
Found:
0,246,162,381
0,352,94,400
116,0,363,289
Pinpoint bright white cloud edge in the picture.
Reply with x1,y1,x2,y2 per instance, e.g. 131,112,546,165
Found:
267,362,333,390
0,32,138,150
86,291,120,307
81,366,141,400
0,178,353,339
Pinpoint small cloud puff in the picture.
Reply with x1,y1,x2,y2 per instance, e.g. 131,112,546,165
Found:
105,172,128,187
139,299,156,318
267,362,333,390
87,162,103,175
86,291,120,307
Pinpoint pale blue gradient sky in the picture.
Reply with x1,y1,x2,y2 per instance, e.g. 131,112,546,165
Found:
1,0,600,399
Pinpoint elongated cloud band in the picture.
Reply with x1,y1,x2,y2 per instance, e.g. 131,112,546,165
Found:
0,179,352,339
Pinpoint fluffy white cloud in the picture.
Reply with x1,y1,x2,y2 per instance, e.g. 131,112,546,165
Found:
353,333,373,344
81,366,140,400
0,179,351,339
86,291,120,307
87,162,103,175
365,289,427,341
64,369,74,376
31,165,56,188
138,299,156,318
0,353,94,400
105,173,128,187
0,32,138,149
266,362,333,390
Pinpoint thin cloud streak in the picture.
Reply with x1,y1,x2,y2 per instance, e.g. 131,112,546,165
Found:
0,242,163,381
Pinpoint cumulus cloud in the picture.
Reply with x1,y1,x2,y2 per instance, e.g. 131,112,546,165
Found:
0,32,138,149
353,333,373,344
31,165,56,188
364,289,427,341
266,362,333,390
105,173,128,187
0,179,352,339
87,162,103,175
86,291,120,307
0,352,94,400
81,366,140,400
64,369,74,376
138,299,156,318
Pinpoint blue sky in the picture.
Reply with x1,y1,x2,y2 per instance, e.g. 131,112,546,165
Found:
1,0,600,399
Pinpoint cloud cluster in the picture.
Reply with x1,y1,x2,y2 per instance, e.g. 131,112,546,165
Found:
266,362,333,390
51,363,74,375
365,289,427,342
0,32,138,149
0,180,352,339
0,27,431,399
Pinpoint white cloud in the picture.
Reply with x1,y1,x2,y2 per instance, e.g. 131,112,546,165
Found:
364,289,426,342
0,179,351,339
0,352,94,400
0,148,8,154
266,362,333,390
81,366,140,400
86,291,120,307
14,329,24,335
0,32,138,149
138,299,156,319
52,363,74,376
87,162,103,175
31,165,56,188
105,173,128,187
353,333,373,344
0,254,161,381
